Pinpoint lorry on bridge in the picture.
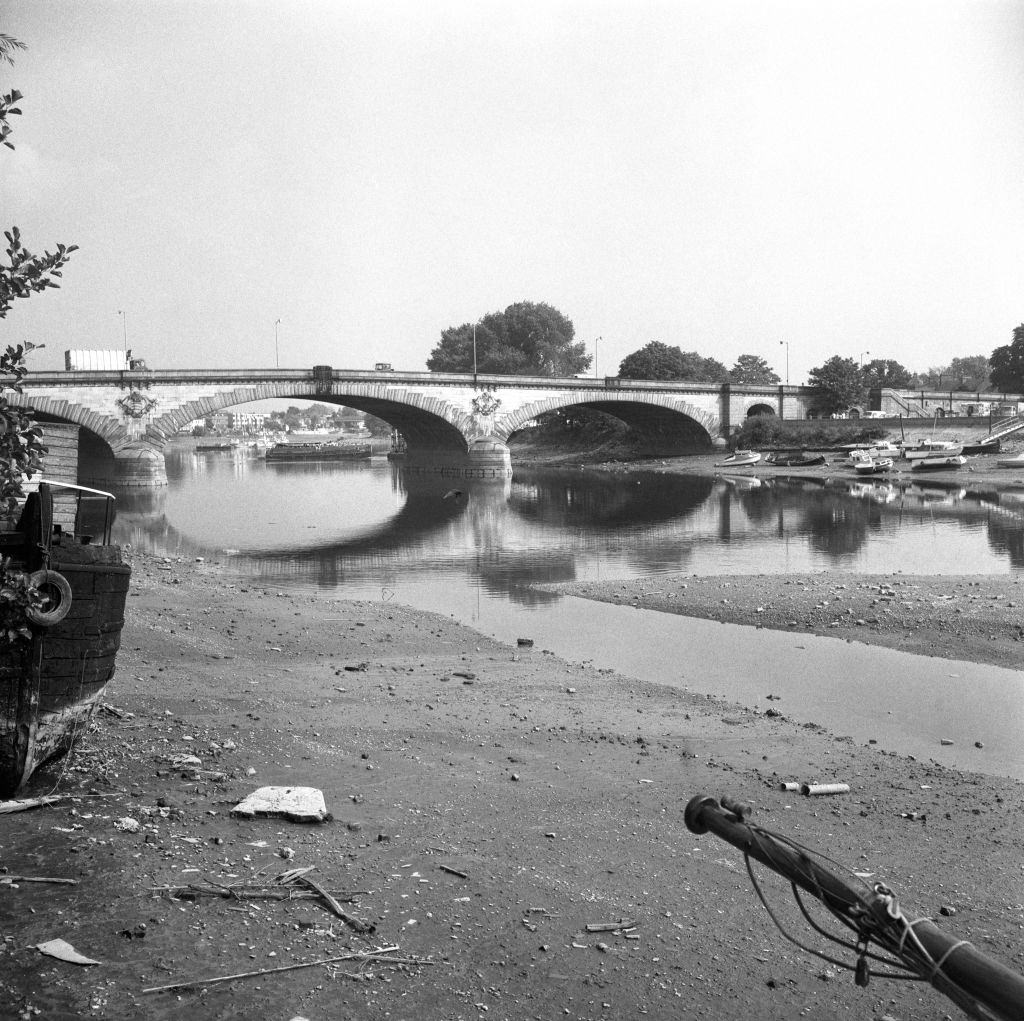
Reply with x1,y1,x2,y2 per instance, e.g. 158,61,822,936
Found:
64,349,147,371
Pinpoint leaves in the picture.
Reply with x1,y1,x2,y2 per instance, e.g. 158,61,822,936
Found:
427,302,590,377
0,226,79,319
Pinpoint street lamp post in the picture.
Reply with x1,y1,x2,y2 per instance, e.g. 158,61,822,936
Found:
275,318,282,369
117,309,127,352
779,340,789,385
594,335,602,379
859,350,870,368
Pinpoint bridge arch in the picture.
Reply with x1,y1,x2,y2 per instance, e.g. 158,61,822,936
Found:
23,395,124,451
745,402,776,417
497,392,720,453
149,383,476,456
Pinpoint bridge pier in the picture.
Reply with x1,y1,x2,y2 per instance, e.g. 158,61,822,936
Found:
113,443,168,487
402,439,512,478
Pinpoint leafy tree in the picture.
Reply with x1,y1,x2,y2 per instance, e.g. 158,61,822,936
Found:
618,342,729,382
947,355,991,391
916,355,992,391
678,351,730,382
990,325,1024,392
729,354,780,385
618,341,686,379
807,356,866,416
0,35,69,635
862,358,913,390
427,301,590,377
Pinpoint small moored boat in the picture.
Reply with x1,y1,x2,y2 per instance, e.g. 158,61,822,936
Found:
910,454,967,471
764,452,825,467
961,436,1000,455
854,457,894,475
714,449,761,468
996,452,1024,469
902,440,963,460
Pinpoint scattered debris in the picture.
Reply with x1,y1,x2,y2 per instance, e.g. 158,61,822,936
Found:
0,796,63,815
0,875,77,886
439,865,468,879
113,817,140,833
585,919,636,933
800,783,850,796
516,638,533,647
141,945,430,994
34,939,100,966
230,786,330,823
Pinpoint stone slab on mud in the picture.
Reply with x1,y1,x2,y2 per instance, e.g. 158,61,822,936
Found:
230,785,329,823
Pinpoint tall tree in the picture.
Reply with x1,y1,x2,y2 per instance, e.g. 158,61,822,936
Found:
990,325,1024,392
808,356,866,416
427,301,590,377
1,38,76,319
678,351,730,383
618,341,685,379
947,355,991,391
618,342,729,382
730,354,780,385
862,358,913,390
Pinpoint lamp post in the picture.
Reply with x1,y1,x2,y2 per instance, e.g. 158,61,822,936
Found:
859,350,869,368
472,320,482,386
275,318,282,369
117,309,127,352
594,335,602,378
779,340,789,385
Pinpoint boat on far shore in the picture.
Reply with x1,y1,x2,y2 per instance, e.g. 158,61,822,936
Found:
910,454,967,472
901,439,963,461
854,457,894,475
763,451,826,467
714,449,761,468
961,436,1001,455
265,440,372,463
996,452,1024,469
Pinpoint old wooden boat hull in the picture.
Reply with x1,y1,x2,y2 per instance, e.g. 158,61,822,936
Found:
0,484,130,798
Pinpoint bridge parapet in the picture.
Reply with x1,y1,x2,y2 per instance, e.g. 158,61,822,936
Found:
17,368,824,485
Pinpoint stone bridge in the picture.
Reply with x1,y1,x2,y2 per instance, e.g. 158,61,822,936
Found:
17,366,817,486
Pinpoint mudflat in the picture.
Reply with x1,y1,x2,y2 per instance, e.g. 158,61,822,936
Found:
1,549,1021,1021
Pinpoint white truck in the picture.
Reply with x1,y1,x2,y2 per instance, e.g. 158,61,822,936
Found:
64,349,146,370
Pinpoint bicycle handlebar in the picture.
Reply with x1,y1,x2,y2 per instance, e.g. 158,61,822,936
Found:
684,793,1024,1021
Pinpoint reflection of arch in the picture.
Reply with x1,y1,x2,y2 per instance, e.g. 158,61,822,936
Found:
746,403,775,417
150,385,476,457
498,394,719,453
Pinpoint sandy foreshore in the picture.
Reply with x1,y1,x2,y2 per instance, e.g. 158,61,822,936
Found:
1,546,1022,1020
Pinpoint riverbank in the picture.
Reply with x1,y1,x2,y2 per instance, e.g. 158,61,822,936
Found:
1,550,1022,1020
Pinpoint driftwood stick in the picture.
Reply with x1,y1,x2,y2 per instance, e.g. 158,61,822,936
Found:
1,875,79,885
294,873,375,933
142,945,427,994
584,919,637,933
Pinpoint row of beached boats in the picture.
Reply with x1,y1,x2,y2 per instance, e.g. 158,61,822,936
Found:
716,435,1024,474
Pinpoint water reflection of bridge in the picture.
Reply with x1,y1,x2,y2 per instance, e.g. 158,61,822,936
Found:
114,467,1024,598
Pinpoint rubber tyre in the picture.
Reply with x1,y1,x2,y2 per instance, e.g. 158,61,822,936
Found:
26,569,72,626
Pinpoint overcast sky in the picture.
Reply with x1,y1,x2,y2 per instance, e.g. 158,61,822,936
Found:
3,0,1023,385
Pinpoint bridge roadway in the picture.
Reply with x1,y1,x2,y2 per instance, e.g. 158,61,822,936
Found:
18,366,815,486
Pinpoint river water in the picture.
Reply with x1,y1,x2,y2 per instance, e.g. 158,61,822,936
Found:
106,442,1024,780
